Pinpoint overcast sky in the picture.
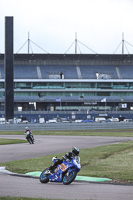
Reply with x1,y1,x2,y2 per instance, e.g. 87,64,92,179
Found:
0,0,133,54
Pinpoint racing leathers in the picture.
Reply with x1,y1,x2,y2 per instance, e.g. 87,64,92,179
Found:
24,129,34,141
49,152,73,172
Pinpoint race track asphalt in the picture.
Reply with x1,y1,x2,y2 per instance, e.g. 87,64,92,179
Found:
1,174,133,200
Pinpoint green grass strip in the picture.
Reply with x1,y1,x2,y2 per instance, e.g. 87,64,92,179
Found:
0,138,27,145
0,129,133,137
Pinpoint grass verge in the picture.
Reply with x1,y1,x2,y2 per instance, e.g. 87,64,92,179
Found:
0,129,133,137
1,140,133,183
0,138,27,145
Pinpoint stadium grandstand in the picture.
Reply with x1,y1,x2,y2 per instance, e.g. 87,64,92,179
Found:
0,53,133,122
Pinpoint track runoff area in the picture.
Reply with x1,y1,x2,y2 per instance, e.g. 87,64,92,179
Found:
0,167,111,183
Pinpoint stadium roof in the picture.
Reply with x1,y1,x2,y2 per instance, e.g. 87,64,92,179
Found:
0,53,133,62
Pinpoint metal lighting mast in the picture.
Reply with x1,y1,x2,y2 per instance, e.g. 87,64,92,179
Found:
122,32,124,54
28,32,30,54
75,32,77,54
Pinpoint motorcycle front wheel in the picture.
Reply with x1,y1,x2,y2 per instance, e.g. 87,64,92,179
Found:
63,170,77,185
40,168,50,183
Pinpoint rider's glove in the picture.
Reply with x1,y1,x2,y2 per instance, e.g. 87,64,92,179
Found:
62,155,70,161
62,155,67,160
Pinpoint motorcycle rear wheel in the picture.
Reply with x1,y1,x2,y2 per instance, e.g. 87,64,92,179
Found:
27,137,34,144
63,170,77,185
31,138,34,144
40,169,50,183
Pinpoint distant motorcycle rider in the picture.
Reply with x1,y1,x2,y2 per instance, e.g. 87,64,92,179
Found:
24,127,34,142
49,147,80,173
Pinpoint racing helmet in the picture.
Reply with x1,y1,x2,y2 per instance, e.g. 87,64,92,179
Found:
25,127,29,131
72,147,79,156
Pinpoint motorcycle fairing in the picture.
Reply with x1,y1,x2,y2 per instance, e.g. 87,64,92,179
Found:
48,158,80,182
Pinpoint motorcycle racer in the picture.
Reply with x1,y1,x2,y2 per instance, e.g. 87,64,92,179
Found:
40,147,81,185
24,127,34,143
49,147,79,173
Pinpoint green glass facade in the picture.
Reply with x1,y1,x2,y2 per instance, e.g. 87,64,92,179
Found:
0,81,133,98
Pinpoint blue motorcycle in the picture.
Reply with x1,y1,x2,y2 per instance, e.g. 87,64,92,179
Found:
40,156,81,185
